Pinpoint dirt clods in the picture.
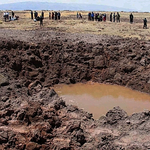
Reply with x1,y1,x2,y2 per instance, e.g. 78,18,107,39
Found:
1,33,150,149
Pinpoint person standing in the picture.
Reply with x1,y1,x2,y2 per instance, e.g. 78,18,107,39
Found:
143,18,147,29
130,13,133,23
39,16,43,27
116,12,120,22
77,12,79,18
49,12,51,20
91,12,94,21
55,11,58,20
6,12,9,19
113,13,115,22
103,14,106,21
95,13,98,21
34,11,38,19
110,13,112,22
88,12,91,20
100,14,102,21
12,11,14,18
41,11,44,19
36,12,38,18
31,10,33,19
34,11,36,19
58,12,61,20
52,12,54,20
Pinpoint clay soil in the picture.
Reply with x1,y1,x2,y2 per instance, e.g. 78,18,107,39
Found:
0,11,150,149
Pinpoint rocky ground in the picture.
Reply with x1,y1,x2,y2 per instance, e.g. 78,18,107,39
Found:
0,29,150,149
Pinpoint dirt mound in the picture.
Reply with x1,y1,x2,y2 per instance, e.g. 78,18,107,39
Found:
0,38,150,93
1,80,150,149
1,37,150,149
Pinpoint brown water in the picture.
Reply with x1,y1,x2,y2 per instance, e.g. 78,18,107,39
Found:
53,82,150,119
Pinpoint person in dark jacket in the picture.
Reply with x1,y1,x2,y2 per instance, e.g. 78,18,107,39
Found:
39,16,43,27
130,13,133,23
49,12,51,20
52,12,54,20
55,12,58,20
110,13,112,22
99,14,102,21
41,11,44,19
113,13,116,22
88,12,91,20
143,18,147,29
34,11,38,19
31,10,33,19
12,11,14,18
58,12,61,20
116,12,120,22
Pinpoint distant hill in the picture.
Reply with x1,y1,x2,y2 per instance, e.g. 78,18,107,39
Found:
0,1,135,12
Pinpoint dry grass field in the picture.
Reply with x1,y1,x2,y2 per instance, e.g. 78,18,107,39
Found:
0,10,150,40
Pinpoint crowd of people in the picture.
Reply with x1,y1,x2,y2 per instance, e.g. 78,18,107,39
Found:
3,11,19,22
30,10,147,28
86,11,147,28
88,12,107,21
2,10,147,29
86,12,120,22
30,11,44,26
30,10,61,26
49,12,61,20
110,12,120,22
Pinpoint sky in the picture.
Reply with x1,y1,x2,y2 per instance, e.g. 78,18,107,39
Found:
0,0,150,11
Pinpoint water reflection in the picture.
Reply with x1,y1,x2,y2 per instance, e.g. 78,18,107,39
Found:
53,82,150,119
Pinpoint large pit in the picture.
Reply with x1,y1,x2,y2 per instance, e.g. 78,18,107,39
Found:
1,28,150,149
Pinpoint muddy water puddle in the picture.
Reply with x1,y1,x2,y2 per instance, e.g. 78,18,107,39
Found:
53,82,150,119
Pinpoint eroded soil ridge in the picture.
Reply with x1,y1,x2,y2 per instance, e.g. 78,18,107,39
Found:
0,38,150,93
